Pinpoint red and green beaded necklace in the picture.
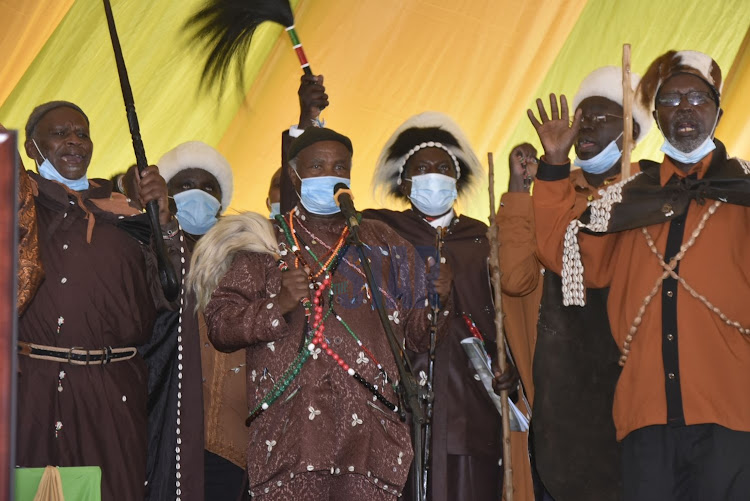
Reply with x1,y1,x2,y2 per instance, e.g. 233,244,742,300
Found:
275,211,398,412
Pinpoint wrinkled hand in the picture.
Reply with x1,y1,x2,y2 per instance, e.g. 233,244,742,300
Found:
298,74,329,129
492,362,519,395
427,255,452,306
527,93,581,165
507,143,538,193
134,165,171,225
278,268,310,315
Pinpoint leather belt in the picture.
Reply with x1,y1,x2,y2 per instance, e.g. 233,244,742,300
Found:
17,341,137,366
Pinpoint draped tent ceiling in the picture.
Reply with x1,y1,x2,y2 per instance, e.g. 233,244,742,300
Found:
1,0,749,221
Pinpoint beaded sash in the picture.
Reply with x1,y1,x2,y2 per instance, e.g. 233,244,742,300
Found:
562,141,750,307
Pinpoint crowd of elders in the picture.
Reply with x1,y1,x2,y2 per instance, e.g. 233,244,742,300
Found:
13,48,750,501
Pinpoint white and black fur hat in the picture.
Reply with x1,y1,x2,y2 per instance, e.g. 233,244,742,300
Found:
636,50,722,115
158,141,234,212
373,111,482,202
572,66,653,141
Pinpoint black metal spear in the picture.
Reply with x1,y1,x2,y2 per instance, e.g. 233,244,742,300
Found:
102,0,179,301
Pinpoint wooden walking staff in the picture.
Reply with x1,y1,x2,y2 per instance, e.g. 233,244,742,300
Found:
621,43,634,179
486,152,514,501
102,0,179,302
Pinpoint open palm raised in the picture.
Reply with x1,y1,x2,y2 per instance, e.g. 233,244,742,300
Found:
527,93,582,165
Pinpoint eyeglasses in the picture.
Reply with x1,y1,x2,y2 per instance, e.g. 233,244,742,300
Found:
656,91,715,107
569,113,623,125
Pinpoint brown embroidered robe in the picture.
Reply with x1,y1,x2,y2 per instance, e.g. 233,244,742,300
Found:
204,207,445,498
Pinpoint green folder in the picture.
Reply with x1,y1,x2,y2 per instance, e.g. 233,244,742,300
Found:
15,467,101,501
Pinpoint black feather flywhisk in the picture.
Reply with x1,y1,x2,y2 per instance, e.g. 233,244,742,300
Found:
186,0,312,91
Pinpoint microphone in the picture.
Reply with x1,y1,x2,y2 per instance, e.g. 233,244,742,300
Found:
333,183,359,230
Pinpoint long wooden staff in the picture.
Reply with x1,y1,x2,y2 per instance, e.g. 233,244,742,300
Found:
102,0,179,301
486,152,513,501
621,43,634,179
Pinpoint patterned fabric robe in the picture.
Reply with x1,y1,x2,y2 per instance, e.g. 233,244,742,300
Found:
204,206,445,498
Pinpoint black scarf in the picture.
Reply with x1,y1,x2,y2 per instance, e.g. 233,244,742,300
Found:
580,140,750,234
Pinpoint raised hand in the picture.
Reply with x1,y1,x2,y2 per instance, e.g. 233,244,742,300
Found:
507,143,538,192
527,93,582,165
298,74,329,129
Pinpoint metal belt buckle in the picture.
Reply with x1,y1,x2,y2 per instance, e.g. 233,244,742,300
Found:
68,347,82,364
103,346,113,365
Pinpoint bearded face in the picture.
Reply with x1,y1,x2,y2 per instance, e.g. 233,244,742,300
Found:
654,73,721,153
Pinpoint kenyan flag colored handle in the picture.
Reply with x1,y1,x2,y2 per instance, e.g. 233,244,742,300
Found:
285,25,313,76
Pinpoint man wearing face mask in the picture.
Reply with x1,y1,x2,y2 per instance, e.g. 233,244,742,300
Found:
156,140,253,500
365,112,521,501
16,100,184,500
529,51,750,500
158,141,233,251
203,126,451,500
500,67,651,501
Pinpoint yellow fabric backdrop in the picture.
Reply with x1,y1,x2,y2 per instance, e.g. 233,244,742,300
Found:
716,25,750,159
0,0,290,178
219,0,588,218
2,0,748,219
501,0,750,188
0,0,74,107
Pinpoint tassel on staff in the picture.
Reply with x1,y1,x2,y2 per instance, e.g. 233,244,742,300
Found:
185,0,313,91
486,152,514,501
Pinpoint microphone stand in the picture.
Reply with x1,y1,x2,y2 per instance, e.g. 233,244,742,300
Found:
340,207,426,501
421,227,444,500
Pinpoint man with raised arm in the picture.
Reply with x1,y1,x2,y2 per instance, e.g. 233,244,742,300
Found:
528,51,750,500
201,127,451,500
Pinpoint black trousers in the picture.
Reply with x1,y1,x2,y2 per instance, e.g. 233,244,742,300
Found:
622,424,750,501
204,450,250,501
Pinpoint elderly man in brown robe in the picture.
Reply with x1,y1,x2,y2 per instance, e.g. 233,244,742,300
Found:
202,127,450,500
366,111,524,501
16,101,183,500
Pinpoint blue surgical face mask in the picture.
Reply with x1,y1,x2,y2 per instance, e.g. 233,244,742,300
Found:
33,139,89,191
659,108,720,165
269,202,281,219
574,133,623,174
660,136,716,165
173,189,221,235
407,173,457,217
297,175,350,215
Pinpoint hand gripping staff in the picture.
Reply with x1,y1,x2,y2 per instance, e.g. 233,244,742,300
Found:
102,0,179,301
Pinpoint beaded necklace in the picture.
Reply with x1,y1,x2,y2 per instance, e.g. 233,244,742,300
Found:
273,210,399,413
293,214,399,307
620,200,750,366
245,214,351,425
